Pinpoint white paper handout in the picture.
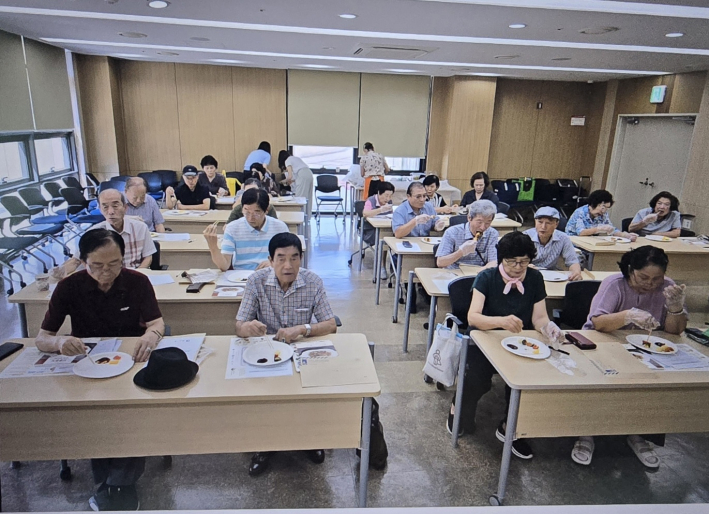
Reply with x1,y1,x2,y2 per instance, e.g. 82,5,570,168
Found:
625,343,709,371
156,334,205,362
151,232,191,241
396,242,421,252
226,337,293,379
164,210,208,217
147,274,175,286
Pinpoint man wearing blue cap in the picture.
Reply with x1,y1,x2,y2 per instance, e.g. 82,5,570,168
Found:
165,165,213,210
524,207,582,281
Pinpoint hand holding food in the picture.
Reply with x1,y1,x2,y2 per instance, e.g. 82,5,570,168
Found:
596,224,615,235
380,203,393,214
459,239,478,256
643,212,659,224
624,308,660,331
663,283,686,312
202,222,220,246
500,315,524,333
415,214,432,225
243,320,267,337
275,326,305,343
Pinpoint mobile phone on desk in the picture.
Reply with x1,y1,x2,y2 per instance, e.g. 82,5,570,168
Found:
186,282,207,293
565,332,597,350
402,241,413,249
0,342,24,361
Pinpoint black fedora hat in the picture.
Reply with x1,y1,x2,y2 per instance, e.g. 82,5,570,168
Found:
133,347,199,391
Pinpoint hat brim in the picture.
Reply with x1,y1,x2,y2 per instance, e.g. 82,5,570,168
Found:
133,361,199,391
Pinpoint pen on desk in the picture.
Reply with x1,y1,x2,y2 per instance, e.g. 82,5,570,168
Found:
551,347,570,356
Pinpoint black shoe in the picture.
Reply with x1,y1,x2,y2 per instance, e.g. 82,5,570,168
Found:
249,452,273,476
111,485,139,511
89,483,110,512
304,449,325,464
496,421,533,460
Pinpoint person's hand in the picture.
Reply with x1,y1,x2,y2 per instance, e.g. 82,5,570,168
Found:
663,283,686,312
275,326,305,343
256,260,271,270
567,268,583,281
450,205,461,214
242,320,267,337
380,203,393,214
459,240,477,256
59,258,81,277
499,315,524,333
434,218,446,232
627,233,638,242
59,336,85,356
202,222,220,247
415,214,432,225
217,187,229,197
624,308,660,330
643,212,659,224
133,337,155,363
540,320,564,347
596,224,615,235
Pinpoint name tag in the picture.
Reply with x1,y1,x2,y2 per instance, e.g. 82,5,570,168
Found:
120,307,130,312
295,308,310,313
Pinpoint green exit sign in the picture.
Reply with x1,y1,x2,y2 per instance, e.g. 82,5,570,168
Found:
650,85,667,104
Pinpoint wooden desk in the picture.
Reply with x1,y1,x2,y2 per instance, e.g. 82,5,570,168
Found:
402,268,616,354
570,236,709,281
161,209,304,236
8,269,244,338
0,334,380,507
462,329,709,505
214,196,308,213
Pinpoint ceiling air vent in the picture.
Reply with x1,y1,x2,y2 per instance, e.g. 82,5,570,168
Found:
351,44,436,60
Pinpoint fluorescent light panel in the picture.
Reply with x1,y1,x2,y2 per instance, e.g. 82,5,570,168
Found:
42,38,668,75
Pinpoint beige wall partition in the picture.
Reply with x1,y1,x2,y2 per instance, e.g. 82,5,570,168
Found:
681,76,709,235
0,31,34,132
426,77,453,178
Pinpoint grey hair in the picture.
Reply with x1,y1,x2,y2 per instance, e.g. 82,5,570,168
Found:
98,188,126,205
125,177,147,190
467,199,497,219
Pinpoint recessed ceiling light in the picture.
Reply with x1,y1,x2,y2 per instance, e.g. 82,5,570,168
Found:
509,24,527,29
299,64,336,69
385,69,419,73
665,32,685,38
551,57,571,61
119,32,147,38
157,51,179,56
148,0,170,8
579,26,619,35
190,37,210,42
339,13,357,19
208,58,248,64
494,55,520,59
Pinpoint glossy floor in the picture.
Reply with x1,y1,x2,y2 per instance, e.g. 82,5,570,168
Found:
1,218,709,510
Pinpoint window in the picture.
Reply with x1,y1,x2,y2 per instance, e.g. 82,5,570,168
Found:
0,140,30,185
385,157,423,173
35,135,72,175
291,145,354,171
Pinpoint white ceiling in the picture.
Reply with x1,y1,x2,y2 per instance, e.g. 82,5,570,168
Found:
1,0,709,81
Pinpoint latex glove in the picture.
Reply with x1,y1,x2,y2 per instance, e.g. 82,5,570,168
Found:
459,239,478,256
643,212,659,224
624,308,660,330
202,222,221,247
567,267,583,281
663,283,686,312
256,260,272,270
596,224,615,235
499,315,524,333
59,336,86,356
217,187,229,197
626,233,638,242
434,218,446,232
540,320,564,348
415,214,432,225
380,203,393,214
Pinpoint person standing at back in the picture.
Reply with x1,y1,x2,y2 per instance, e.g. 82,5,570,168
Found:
360,142,390,198
278,150,314,216
243,141,272,180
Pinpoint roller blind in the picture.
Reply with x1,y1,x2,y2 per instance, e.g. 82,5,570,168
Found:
24,38,74,130
359,74,431,158
287,70,360,147
0,31,34,131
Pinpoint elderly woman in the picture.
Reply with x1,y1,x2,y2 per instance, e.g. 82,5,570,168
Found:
278,150,314,215
436,199,498,269
448,231,564,460
423,174,458,214
460,171,499,208
565,189,637,240
629,191,681,238
572,246,687,468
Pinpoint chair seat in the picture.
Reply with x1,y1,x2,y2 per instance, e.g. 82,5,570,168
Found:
15,224,64,236
318,196,343,202
0,236,41,251
72,214,104,225
32,215,67,225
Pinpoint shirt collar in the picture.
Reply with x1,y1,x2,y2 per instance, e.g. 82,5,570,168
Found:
244,216,270,234
104,218,135,236
84,269,128,295
527,229,560,244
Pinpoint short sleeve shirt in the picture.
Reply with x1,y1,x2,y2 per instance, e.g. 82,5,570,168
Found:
89,218,156,268
175,183,211,208
565,205,615,236
243,149,271,170
226,204,278,225
236,268,335,334
285,156,309,174
392,200,438,237
523,228,579,269
198,173,228,195
426,192,446,208
126,195,164,232
436,224,499,268
473,267,546,330
41,269,162,338
631,208,681,236
359,152,386,178
222,216,289,270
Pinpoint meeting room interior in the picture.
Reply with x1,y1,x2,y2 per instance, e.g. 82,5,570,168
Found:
3,0,709,513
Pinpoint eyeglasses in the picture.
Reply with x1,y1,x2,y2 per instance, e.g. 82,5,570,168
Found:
503,258,531,268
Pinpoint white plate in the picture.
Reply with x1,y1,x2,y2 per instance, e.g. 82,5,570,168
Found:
243,341,294,366
421,237,442,245
645,235,672,242
226,270,254,283
626,334,678,355
301,348,338,360
501,337,551,360
539,270,568,282
605,236,631,244
73,352,134,379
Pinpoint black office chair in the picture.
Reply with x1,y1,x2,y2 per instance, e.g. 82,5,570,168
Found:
557,215,568,233
553,280,601,329
449,215,468,227
621,218,632,232
348,201,375,268
314,175,345,226
153,170,179,190
0,195,67,227
138,172,166,203
447,276,477,334
149,241,169,271
0,220,41,294
42,181,65,203
19,187,66,217
62,176,85,193
497,202,510,215
98,180,126,194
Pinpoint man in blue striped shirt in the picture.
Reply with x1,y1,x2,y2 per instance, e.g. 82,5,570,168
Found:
204,188,288,271
524,207,582,280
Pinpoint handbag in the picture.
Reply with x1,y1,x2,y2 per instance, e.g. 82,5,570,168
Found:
422,315,464,387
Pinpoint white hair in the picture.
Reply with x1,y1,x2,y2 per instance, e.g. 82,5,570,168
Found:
468,199,497,219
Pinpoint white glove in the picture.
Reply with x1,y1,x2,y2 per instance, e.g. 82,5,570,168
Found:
624,308,660,331
459,240,478,256
415,214,432,225
540,321,564,348
642,212,659,224
663,283,686,312
596,224,615,235
380,203,393,213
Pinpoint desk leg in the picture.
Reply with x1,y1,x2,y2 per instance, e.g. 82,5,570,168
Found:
451,336,469,448
372,228,381,283
402,271,414,352
422,296,438,384
375,240,384,305
392,255,402,323
359,397,373,508
491,388,521,507
18,303,28,338
586,251,595,271
358,216,365,273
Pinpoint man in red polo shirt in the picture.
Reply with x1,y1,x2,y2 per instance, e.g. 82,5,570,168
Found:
36,229,165,511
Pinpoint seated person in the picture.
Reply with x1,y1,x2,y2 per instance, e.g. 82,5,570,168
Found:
523,207,582,280
362,181,395,245
165,165,213,210
198,154,229,197
448,231,563,460
423,174,458,214
574,246,687,468
436,199,498,269
460,171,499,208
227,178,278,223
36,229,165,511
629,191,681,238
565,189,637,240
392,182,446,238
235,232,337,476
204,188,288,271
124,177,165,233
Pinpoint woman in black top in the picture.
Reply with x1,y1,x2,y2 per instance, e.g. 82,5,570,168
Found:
422,175,458,214
460,171,500,207
198,155,229,196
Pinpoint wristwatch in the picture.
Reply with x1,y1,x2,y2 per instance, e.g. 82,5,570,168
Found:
304,323,312,337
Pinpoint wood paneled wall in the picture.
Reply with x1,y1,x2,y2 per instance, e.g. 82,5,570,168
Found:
426,77,453,177
680,76,709,235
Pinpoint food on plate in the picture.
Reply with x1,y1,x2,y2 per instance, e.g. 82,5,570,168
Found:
520,339,540,354
274,352,282,362
653,342,674,353
95,357,110,365
642,340,652,349
256,358,268,364
473,231,483,242
506,344,519,350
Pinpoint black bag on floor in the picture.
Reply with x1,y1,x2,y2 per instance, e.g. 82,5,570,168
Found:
357,398,388,470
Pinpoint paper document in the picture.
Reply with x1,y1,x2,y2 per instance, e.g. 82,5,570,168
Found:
185,269,220,284
147,274,175,286
299,341,377,388
212,286,244,297
625,343,709,371
495,213,508,219
396,242,421,252
226,338,293,379
152,232,191,241
156,334,205,362
164,210,208,217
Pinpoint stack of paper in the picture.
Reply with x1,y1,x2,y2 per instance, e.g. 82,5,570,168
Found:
225,338,293,379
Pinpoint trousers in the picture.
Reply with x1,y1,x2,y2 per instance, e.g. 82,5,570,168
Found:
91,457,145,487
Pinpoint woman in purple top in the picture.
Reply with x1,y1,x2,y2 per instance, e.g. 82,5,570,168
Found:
574,246,687,468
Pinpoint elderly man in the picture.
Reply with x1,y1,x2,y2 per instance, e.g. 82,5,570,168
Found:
124,177,165,232
165,165,213,210
436,200,499,269
524,207,582,281
204,188,288,271
236,232,337,476
392,182,446,238
36,229,165,511
226,178,278,223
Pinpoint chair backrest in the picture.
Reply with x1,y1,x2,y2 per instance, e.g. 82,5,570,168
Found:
354,200,366,218
62,176,83,190
497,201,510,215
490,180,505,194
0,195,30,216
60,187,89,208
557,215,568,232
448,276,476,330
621,217,632,232
137,172,163,193
99,179,126,193
18,187,48,208
43,181,63,199
449,215,468,227
110,175,130,183
150,241,162,270
86,172,101,187
315,175,340,194
152,170,179,189
559,280,602,329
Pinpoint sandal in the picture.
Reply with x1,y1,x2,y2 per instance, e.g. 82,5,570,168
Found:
627,435,660,469
571,436,595,465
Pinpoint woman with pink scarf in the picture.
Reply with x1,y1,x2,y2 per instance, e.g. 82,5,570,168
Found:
447,231,563,460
